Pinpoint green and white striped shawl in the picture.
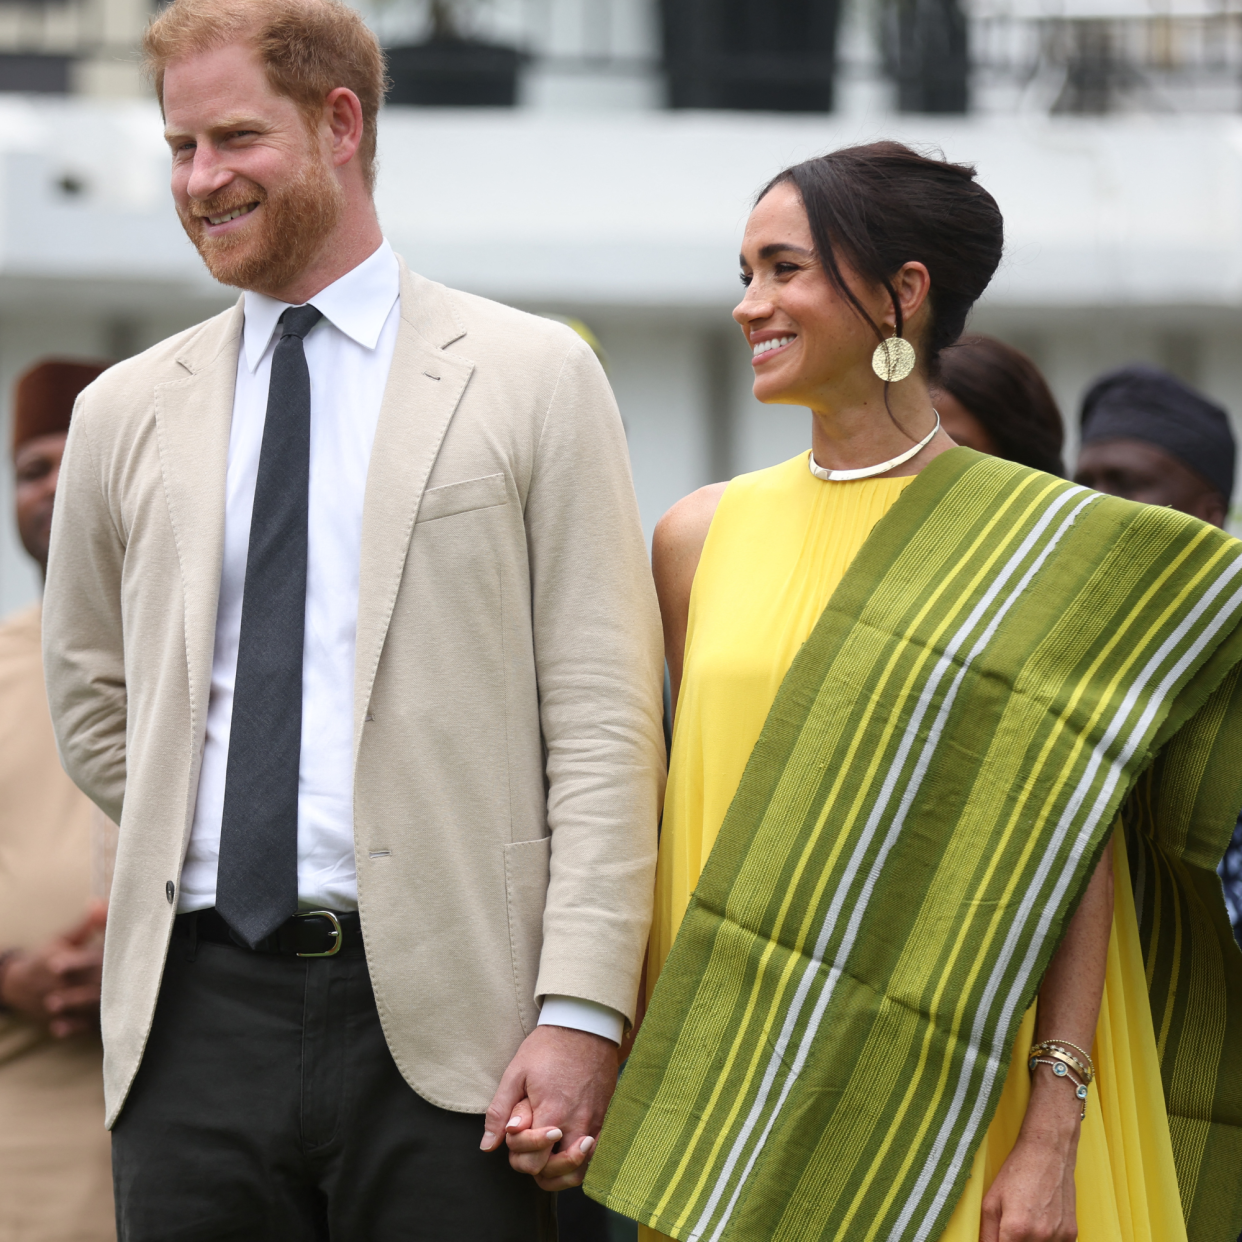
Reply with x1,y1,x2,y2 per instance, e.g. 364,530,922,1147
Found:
586,448,1242,1242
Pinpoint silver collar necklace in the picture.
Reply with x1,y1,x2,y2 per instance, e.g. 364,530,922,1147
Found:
808,410,941,482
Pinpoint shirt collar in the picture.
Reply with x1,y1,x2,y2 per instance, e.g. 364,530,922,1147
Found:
241,238,400,373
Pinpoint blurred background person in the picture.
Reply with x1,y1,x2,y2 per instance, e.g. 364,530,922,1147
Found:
1074,364,1232,527
1073,363,1242,948
0,359,114,1242
932,333,1065,475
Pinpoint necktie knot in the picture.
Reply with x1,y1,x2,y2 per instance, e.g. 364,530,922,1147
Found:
280,305,323,341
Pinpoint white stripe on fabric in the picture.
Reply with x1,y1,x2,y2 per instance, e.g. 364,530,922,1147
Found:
686,485,1095,1242
897,554,1242,1242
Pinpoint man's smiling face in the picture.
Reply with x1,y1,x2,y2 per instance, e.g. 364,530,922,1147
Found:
163,40,343,295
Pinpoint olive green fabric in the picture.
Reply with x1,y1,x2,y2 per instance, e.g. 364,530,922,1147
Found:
587,449,1242,1242
1124,662,1242,1237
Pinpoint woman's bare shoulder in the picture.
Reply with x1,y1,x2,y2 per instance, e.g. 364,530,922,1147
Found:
653,482,730,573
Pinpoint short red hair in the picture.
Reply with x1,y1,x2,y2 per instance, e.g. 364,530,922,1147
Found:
144,0,386,190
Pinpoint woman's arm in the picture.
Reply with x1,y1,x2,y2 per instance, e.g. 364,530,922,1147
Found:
620,482,728,1056
652,482,728,715
980,837,1114,1242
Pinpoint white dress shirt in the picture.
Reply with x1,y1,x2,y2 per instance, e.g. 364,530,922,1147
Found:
178,240,623,1045
180,239,399,915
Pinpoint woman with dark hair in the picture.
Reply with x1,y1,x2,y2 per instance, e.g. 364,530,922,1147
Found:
933,334,1065,476
584,143,1242,1242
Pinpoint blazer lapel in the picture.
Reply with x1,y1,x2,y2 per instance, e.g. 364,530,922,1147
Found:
153,301,243,839
354,261,474,756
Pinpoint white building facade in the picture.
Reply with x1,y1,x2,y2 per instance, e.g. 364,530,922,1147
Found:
0,0,1240,609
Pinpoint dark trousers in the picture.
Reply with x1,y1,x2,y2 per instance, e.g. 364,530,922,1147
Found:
112,923,556,1241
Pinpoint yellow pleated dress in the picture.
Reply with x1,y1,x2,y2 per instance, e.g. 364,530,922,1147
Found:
639,453,1185,1242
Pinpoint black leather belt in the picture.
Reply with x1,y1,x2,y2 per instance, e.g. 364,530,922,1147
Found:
174,907,362,957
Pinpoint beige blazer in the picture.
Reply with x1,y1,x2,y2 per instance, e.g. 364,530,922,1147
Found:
43,260,666,1125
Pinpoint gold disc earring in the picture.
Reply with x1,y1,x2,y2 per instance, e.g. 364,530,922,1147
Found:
872,334,917,382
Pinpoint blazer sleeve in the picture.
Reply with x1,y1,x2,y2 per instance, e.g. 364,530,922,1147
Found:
42,400,128,824
523,336,666,1025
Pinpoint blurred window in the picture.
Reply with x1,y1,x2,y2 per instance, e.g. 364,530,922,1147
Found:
661,0,842,112
0,52,70,94
881,0,969,113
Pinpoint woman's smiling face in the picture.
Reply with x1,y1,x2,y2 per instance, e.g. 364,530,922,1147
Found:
733,180,891,411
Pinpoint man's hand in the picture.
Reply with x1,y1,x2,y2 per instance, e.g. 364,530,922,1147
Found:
0,902,106,1039
481,1024,619,1191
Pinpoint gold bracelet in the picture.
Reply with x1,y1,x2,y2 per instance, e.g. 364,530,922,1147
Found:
1038,1038,1097,1078
1029,1040,1094,1083
1028,1056,1089,1119
1031,1044,1092,1083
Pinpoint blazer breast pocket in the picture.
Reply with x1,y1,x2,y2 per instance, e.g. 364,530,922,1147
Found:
416,473,508,524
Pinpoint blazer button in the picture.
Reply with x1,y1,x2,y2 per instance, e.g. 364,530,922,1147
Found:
166,881,175,904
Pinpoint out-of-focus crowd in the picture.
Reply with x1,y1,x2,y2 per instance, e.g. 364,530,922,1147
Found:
0,336,1238,1241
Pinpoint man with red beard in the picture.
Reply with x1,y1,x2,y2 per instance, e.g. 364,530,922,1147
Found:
40,1,664,1237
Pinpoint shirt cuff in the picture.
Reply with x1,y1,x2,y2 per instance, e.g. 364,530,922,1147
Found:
537,995,626,1046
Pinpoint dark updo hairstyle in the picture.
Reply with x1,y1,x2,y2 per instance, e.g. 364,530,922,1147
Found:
759,141,1004,377
935,335,1065,476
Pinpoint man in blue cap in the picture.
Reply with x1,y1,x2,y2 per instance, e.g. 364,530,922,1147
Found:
1074,363,1241,945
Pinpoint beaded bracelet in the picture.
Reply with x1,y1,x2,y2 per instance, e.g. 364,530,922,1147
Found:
1029,1041,1093,1084
1028,1054,1090,1119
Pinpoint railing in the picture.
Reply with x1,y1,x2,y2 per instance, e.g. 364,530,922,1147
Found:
359,0,1242,113
359,0,659,74
0,0,105,56
969,5,1242,113
1,0,1241,114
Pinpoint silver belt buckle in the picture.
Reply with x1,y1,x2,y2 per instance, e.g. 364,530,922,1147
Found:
295,910,343,957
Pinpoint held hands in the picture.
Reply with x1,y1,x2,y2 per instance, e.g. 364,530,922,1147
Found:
0,901,107,1039
481,1024,620,1191
978,1067,1081,1242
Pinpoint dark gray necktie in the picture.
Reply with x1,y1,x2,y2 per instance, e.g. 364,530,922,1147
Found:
216,304,323,947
